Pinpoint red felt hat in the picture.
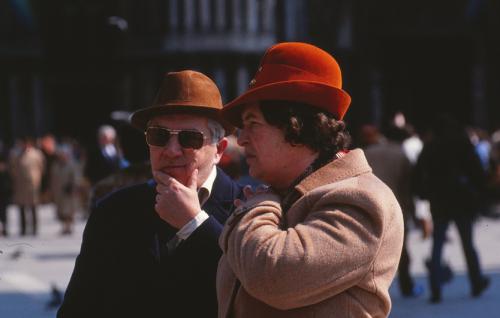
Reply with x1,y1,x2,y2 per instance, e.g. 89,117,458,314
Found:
222,42,351,127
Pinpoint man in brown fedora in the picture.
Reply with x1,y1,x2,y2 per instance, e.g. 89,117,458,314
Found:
216,42,404,317
58,70,244,318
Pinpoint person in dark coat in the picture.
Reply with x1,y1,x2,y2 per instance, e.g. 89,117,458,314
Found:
84,125,122,186
414,114,490,303
90,121,152,204
0,141,12,236
57,70,244,318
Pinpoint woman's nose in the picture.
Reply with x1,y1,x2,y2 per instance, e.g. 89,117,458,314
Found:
237,128,248,146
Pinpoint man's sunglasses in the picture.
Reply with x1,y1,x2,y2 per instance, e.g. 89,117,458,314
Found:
145,127,207,149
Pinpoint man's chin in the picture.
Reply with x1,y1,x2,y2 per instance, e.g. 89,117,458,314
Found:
157,170,188,186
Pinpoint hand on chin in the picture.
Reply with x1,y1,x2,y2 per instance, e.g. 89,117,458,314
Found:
159,168,188,186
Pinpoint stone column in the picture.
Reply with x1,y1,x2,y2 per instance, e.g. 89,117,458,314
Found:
168,0,179,32
32,75,44,136
215,0,226,32
199,0,211,32
236,64,249,95
337,1,353,50
213,67,227,101
231,0,242,32
245,0,257,34
8,76,22,137
261,0,276,33
184,0,195,33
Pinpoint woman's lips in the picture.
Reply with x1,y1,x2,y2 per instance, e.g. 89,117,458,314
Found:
245,155,256,163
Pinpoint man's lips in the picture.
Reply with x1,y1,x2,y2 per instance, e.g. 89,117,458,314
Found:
160,165,186,171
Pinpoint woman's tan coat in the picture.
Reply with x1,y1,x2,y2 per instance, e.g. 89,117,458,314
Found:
10,148,45,206
217,149,404,318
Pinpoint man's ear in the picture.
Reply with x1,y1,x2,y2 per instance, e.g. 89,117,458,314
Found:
214,137,228,164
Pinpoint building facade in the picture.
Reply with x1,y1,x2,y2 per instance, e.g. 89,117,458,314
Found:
1,0,499,146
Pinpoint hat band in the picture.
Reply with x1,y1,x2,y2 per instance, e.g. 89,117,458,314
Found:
251,63,342,89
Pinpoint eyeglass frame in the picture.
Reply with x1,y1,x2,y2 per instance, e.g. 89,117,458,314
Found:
144,126,209,149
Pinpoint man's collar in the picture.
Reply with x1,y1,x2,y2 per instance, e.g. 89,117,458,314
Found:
198,166,217,205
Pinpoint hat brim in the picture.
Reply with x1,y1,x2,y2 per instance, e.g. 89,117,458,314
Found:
222,81,351,127
130,104,234,136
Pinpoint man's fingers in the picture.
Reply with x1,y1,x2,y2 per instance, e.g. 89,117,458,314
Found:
188,169,198,191
156,184,169,193
255,184,269,194
234,198,243,207
243,185,254,198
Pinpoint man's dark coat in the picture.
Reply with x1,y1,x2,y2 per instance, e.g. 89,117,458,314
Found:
58,168,243,317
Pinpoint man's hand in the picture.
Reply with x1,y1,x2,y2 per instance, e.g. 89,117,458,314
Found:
154,169,201,229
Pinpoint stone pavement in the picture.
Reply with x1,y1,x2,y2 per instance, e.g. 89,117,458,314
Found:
0,204,85,318
0,204,499,318
389,213,500,318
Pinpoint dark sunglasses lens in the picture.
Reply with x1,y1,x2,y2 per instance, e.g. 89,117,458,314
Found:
178,131,204,149
146,127,170,146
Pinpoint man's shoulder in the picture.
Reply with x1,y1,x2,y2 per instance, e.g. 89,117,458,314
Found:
94,180,155,214
200,168,245,223
212,167,245,201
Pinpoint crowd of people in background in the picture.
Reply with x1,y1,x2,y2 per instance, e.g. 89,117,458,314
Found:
0,122,149,237
0,134,86,236
0,110,498,305
359,112,498,303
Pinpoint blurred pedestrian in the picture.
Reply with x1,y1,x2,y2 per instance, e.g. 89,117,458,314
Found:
414,114,491,303
467,127,491,173
363,124,429,297
488,129,500,212
39,133,57,204
50,145,80,235
58,70,244,318
0,141,12,236
91,121,152,203
217,42,404,318
9,136,45,236
84,125,121,186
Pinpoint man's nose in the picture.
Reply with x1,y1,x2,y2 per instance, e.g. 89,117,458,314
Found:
161,135,183,157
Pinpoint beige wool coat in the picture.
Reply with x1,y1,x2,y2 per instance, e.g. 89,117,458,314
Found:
10,148,45,206
217,149,404,318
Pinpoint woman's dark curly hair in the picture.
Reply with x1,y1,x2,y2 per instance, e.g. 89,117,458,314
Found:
259,100,351,159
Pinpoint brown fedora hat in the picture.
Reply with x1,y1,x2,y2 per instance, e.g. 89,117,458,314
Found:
222,42,351,127
130,70,233,134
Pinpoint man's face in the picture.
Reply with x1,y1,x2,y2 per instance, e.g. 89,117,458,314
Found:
237,103,302,189
148,114,225,187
